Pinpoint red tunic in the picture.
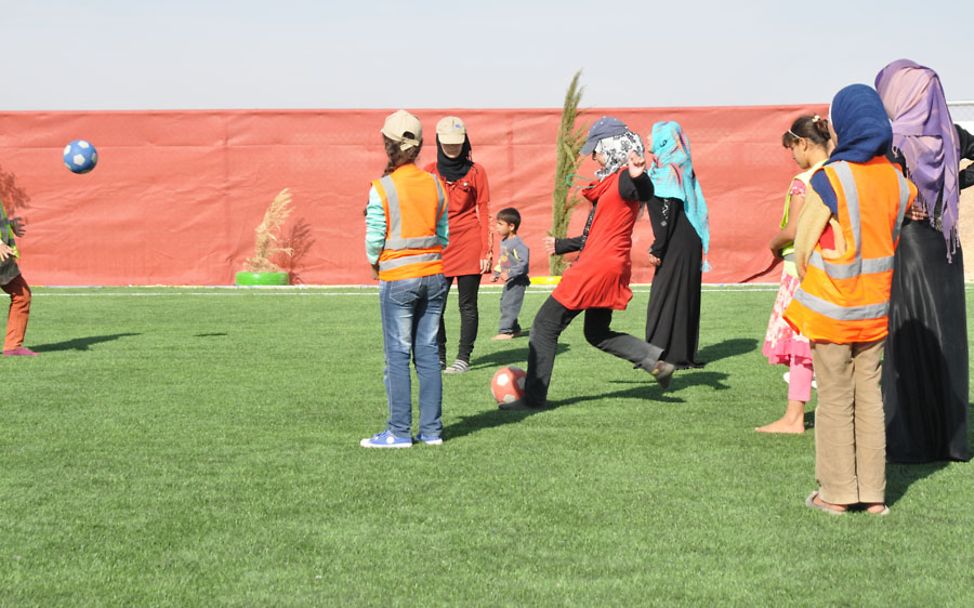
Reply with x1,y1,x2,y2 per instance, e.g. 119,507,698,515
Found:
424,162,491,277
552,171,639,311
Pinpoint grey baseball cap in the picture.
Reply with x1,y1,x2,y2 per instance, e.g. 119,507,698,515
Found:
580,116,629,155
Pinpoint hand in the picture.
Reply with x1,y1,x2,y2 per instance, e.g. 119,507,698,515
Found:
370,262,379,280
543,236,556,255
11,217,26,238
480,258,491,274
627,150,646,178
0,242,13,262
647,253,661,267
499,272,508,282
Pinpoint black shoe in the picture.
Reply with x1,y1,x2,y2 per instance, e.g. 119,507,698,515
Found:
498,398,540,411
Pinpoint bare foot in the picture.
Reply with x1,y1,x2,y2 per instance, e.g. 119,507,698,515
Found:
755,418,805,434
491,333,514,340
755,400,806,434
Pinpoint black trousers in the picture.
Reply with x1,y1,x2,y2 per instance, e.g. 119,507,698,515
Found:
437,274,481,364
524,296,662,407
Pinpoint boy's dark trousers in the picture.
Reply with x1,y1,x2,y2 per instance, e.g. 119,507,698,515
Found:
499,275,529,334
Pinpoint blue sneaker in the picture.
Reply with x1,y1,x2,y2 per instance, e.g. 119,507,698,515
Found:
414,433,443,446
360,430,412,448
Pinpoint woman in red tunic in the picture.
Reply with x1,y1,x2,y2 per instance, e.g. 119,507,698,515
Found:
425,116,492,374
501,117,675,411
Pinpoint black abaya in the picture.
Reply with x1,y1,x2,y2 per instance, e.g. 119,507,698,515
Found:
645,196,703,368
883,125,974,463
883,220,971,463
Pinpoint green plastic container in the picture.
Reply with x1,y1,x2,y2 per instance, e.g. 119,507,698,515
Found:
234,271,289,286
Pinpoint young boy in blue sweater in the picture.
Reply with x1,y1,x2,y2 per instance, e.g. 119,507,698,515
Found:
491,207,530,339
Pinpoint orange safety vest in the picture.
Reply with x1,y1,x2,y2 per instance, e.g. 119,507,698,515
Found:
784,158,914,344
373,164,447,281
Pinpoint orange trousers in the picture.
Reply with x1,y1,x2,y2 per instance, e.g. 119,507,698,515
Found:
2,273,31,351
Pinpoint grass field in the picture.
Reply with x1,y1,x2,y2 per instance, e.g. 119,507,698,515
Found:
1,285,972,607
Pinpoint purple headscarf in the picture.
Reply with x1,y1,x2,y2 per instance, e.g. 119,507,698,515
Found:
875,59,960,259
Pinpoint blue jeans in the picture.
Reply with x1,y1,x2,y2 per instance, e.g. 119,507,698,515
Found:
379,273,448,438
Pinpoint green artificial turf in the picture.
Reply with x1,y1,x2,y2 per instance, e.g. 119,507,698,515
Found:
1,286,972,607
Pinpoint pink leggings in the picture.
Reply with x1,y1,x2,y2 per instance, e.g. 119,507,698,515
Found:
788,357,813,402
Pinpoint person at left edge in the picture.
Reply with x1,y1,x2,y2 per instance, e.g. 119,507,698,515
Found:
425,116,492,375
361,110,450,448
0,198,35,357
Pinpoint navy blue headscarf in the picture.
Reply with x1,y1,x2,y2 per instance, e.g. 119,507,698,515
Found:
811,84,893,212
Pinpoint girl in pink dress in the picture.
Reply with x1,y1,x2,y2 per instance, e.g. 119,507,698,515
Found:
756,116,832,434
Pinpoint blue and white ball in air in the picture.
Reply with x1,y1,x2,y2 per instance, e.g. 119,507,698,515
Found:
63,139,98,174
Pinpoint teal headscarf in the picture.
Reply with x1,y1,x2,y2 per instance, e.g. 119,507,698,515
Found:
649,121,710,266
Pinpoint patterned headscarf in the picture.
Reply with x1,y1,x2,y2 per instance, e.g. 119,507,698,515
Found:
594,130,644,181
876,59,960,259
649,121,710,261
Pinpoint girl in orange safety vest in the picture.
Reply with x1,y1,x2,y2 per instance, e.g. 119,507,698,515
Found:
785,85,916,516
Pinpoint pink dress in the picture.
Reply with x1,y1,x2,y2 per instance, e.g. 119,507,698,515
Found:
762,178,812,367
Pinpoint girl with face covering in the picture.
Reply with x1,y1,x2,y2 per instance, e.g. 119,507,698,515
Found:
425,117,493,375
875,59,974,463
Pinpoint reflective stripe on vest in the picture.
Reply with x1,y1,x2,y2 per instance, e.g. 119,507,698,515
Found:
804,161,908,282
378,252,443,272
793,289,889,321
379,175,445,251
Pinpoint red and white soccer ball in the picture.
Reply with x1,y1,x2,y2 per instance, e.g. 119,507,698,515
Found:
491,366,526,406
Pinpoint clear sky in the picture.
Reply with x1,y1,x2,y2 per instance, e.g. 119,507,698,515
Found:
1,0,970,110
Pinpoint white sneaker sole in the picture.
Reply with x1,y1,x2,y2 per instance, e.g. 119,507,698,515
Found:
360,439,412,448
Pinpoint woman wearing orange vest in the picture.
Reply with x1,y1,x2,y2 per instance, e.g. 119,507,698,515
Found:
784,85,916,515
361,110,450,448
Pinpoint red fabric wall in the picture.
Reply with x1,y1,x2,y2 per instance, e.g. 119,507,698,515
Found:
0,106,824,286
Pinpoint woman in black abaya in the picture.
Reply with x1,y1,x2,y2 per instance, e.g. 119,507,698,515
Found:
644,121,709,369
876,59,974,463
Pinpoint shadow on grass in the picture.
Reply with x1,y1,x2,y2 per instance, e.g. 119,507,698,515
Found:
886,461,949,507
194,332,228,338
31,333,141,353
443,369,730,441
695,338,759,365
467,343,568,371
883,402,972,506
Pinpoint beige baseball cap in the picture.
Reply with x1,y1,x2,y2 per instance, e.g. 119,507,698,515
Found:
381,109,423,151
436,116,467,145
